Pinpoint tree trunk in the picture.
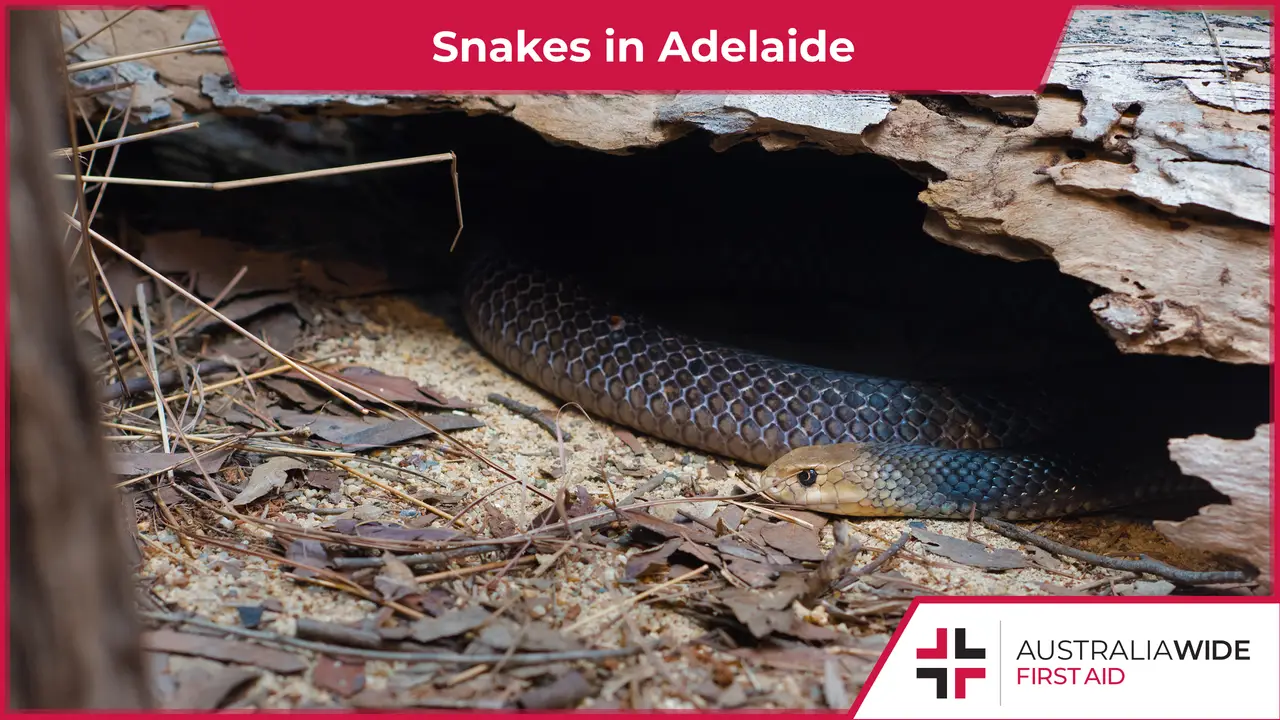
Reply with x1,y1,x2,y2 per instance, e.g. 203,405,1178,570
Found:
7,10,151,709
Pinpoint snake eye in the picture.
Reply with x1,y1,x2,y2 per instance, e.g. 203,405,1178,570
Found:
797,469,818,487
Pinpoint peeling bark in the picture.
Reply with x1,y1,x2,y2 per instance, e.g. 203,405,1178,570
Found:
71,8,1267,364
1154,426,1273,591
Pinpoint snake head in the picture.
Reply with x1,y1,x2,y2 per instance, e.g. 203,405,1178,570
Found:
757,443,880,515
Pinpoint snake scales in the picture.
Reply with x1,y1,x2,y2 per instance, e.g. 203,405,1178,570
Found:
461,252,1210,520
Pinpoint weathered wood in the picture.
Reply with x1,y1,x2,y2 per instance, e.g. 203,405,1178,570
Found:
8,10,151,709
59,8,1271,365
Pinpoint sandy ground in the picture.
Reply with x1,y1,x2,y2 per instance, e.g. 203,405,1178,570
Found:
140,290,1229,709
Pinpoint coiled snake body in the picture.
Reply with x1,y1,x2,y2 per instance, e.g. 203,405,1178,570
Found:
461,253,1206,520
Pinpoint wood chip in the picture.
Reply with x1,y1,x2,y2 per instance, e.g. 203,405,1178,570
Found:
612,428,645,455
313,657,366,699
517,670,595,710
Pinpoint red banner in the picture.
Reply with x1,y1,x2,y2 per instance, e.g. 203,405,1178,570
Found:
203,0,1089,93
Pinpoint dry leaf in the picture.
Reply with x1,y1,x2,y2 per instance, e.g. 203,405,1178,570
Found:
909,525,1028,571
162,657,260,710
410,606,492,644
1113,579,1176,596
108,449,232,476
230,457,306,506
517,671,595,710
303,470,343,493
1026,546,1069,574
1155,425,1271,589
760,522,826,562
624,538,683,581
477,619,580,652
142,629,307,674
719,573,808,638
272,409,482,450
283,538,331,579
482,502,518,539
374,552,418,601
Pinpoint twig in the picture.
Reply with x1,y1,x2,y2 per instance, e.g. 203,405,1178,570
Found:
448,153,465,251
57,153,454,190
136,284,171,457
564,564,709,633
187,529,425,620
329,460,467,529
113,433,246,489
838,530,911,591
487,393,569,441
331,545,506,570
1201,11,1240,112
63,7,139,53
66,39,220,72
102,360,231,402
71,78,135,97
981,517,1252,586
120,362,300,413
295,618,383,650
803,521,863,604
52,120,199,158
63,215,366,414
414,555,537,584
59,56,125,389
141,611,645,665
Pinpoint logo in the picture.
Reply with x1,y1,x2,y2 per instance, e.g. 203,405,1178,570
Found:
916,627,987,699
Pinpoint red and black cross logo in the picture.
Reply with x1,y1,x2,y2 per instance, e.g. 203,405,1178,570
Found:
916,628,986,699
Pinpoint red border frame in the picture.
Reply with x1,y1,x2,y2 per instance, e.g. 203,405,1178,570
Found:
2,2,1276,717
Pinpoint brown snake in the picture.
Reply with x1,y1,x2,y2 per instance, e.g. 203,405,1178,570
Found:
461,253,1209,520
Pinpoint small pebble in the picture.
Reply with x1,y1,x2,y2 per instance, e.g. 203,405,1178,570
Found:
400,509,419,518
234,604,265,629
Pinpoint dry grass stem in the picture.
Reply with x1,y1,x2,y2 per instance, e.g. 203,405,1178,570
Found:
414,556,537,584
63,214,367,414
57,153,456,190
564,564,710,633
66,38,220,72
121,362,301,414
62,7,140,53
53,120,200,158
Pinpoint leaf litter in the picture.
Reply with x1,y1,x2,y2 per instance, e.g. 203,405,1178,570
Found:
66,31,1248,705
100,220,1242,710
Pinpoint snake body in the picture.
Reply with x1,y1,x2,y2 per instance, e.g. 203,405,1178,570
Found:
461,253,1209,520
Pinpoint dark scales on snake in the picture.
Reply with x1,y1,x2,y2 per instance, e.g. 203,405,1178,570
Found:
459,244,1236,521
